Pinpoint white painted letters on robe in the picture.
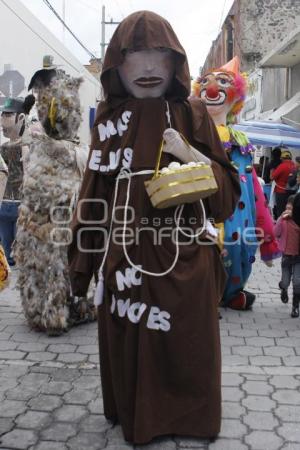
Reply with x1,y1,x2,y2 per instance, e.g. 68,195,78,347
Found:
98,111,132,141
112,267,171,332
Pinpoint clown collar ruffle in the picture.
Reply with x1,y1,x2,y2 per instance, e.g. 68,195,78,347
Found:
216,125,254,155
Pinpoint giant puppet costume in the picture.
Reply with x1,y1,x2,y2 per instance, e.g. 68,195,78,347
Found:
0,96,36,266
13,63,95,335
193,57,280,310
0,96,37,289
69,11,240,445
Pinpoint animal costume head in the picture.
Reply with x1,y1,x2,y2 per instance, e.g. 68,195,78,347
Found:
28,58,83,141
1,96,35,141
37,72,82,141
193,56,247,125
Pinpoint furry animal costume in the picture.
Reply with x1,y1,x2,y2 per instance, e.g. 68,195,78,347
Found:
14,70,95,334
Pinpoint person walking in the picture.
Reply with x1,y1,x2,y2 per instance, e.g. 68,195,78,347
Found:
275,193,300,318
271,150,295,217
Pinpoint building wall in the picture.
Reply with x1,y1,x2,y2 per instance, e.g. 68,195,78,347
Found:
0,0,100,145
291,63,300,97
261,68,287,111
240,0,300,71
84,58,102,81
289,63,300,122
202,3,241,73
202,0,300,120
203,0,300,73
241,70,262,120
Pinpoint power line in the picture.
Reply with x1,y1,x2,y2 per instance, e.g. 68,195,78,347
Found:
0,0,81,75
42,0,97,59
218,0,228,33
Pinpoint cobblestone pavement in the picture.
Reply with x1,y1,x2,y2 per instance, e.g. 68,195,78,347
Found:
0,259,300,450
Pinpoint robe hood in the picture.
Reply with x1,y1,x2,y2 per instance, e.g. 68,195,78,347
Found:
101,10,190,102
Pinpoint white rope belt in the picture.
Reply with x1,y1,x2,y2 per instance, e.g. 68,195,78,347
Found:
94,169,208,306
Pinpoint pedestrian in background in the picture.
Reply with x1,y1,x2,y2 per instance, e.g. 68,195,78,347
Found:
275,193,300,318
271,149,295,217
286,156,300,194
0,96,35,266
267,147,282,218
267,147,282,179
0,99,26,266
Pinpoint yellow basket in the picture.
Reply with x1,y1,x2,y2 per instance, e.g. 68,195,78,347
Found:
144,134,218,209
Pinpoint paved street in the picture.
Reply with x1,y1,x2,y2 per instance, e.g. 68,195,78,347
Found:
0,258,300,450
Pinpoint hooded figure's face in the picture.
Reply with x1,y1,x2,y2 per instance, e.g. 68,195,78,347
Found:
117,48,175,98
100,11,190,101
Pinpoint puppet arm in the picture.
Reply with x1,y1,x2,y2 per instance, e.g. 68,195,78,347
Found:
205,161,240,223
68,174,108,297
252,169,281,263
162,128,212,165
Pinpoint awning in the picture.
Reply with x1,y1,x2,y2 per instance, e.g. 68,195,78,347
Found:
260,27,300,67
233,120,300,148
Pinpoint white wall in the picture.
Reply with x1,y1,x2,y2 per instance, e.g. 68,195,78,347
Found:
242,70,263,121
0,0,100,145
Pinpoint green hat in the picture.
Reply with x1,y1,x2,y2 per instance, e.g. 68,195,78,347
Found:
0,97,24,113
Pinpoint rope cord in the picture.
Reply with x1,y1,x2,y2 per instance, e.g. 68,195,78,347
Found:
121,169,183,277
97,168,208,280
174,199,207,239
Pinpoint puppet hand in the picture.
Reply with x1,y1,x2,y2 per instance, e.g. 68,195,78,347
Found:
163,128,211,165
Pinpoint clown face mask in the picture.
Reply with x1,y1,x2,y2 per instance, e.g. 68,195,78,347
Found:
118,48,175,98
199,72,237,122
1,112,25,140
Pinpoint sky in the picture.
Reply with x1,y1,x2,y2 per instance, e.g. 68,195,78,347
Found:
20,0,235,78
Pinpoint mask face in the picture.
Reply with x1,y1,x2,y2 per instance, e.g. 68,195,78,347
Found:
199,71,237,118
118,48,175,98
1,112,25,140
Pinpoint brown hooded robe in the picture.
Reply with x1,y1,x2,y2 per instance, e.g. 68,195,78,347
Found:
69,11,240,445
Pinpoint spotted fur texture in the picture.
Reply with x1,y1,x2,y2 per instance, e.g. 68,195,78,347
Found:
14,71,95,335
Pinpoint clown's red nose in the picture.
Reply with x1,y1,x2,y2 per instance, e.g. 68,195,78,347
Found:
206,84,219,99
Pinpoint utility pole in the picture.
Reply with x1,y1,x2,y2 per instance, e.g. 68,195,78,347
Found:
100,5,120,61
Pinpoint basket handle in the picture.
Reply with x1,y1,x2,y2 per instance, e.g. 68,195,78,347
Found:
153,132,192,179
154,138,165,178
